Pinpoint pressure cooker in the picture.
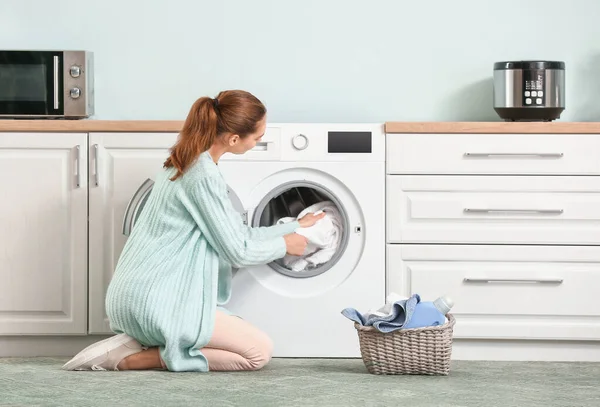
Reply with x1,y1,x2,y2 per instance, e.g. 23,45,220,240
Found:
493,60,565,121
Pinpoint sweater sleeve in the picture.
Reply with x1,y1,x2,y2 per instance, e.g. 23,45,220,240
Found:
185,175,298,268
245,216,299,240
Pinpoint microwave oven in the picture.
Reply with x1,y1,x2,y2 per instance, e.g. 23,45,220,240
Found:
0,50,94,119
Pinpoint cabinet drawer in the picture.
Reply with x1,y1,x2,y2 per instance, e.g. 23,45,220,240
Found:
387,175,600,245
386,133,600,175
387,244,600,340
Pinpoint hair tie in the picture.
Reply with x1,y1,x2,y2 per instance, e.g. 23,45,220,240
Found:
213,98,219,109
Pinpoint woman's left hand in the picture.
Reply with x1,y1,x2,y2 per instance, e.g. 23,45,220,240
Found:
298,212,326,228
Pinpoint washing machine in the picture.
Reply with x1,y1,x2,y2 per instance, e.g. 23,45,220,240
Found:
122,123,385,357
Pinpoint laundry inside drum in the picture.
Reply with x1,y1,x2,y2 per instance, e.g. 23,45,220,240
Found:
255,184,349,278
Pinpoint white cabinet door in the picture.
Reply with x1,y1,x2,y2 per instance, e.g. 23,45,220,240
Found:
0,132,87,335
88,132,178,334
387,244,600,340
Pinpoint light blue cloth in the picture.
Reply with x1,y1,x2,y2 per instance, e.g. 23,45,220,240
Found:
341,294,421,333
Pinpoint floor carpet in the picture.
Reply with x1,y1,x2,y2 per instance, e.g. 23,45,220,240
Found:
0,358,598,406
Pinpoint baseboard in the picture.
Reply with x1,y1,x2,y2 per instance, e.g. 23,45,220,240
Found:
2,336,600,362
0,336,112,358
451,339,600,362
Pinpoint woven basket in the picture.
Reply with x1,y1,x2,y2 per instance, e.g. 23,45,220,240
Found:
354,314,456,375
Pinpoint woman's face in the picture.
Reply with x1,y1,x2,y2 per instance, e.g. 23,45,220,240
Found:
227,115,267,155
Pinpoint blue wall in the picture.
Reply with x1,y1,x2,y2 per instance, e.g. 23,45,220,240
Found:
2,0,599,122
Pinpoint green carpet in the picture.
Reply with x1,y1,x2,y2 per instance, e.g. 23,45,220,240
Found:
1,358,598,407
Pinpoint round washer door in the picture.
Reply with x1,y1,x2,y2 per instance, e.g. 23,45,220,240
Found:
122,178,245,236
244,167,366,297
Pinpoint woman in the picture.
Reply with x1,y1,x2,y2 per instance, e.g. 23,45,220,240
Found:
62,90,324,372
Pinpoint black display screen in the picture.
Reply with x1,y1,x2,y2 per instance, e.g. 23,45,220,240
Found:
328,131,372,153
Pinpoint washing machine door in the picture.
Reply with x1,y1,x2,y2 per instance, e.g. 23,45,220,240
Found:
234,165,367,297
122,178,246,236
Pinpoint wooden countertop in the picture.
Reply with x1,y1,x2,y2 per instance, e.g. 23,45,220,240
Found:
2,120,600,134
385,121,600,134
0,120,183,132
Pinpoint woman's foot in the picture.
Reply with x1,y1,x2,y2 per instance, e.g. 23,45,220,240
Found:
61,334,144,371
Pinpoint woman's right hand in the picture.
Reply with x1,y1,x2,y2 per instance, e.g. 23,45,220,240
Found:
284,233,308,256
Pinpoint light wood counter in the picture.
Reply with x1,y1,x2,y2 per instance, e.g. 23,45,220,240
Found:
3,120,600,134
385,122,600,134
0,120,183,132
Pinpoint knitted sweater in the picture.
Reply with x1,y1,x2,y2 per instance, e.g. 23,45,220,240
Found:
105,151,299,372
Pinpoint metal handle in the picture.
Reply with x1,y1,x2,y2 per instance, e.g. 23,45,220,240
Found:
74,145,81,188
53,56,60,110
464,208,564,215
464,278,563,284
464,153,564,159
93,144,99,186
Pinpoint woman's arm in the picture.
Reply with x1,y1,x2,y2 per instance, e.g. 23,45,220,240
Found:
184,175,295,268
245,217,299,240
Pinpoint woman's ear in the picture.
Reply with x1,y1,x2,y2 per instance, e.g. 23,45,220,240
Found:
228,134,240,146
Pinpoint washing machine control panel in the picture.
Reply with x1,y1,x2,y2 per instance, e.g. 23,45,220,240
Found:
274,124,384,162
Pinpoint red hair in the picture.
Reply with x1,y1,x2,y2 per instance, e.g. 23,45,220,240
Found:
164,90,266,180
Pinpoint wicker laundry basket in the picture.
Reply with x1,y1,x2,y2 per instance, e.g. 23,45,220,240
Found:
354,314,456,375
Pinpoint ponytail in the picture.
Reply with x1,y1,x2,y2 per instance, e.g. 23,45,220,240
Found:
164,97,219,180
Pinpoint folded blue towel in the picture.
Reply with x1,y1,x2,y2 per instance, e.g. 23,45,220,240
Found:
341,294,421,333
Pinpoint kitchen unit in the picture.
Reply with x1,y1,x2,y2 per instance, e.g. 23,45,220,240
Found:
386,121,600,361
1,120,600,361
0,121,180,356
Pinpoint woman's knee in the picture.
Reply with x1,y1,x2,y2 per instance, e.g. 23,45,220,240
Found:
247,333,273,370
209,311,274,371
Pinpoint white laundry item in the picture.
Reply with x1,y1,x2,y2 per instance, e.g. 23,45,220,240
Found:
276,201,343,272
365,292,408,318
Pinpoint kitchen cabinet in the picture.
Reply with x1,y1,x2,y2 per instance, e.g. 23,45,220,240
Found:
87,132,178,333
0,133,87,335
386,132,600,346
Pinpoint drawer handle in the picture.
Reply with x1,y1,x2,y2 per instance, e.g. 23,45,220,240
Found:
464,208,564,215
464,153,564,159
464,278,564,285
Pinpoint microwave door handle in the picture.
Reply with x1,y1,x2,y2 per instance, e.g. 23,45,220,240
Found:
53,56,60,110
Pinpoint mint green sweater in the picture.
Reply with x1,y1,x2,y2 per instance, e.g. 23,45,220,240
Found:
105,151,299,372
